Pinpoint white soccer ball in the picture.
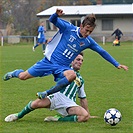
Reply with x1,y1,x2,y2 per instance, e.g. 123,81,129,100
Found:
104,108,122,126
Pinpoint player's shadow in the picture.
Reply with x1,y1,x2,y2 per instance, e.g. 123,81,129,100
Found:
104,126,121,129
103,124,122,130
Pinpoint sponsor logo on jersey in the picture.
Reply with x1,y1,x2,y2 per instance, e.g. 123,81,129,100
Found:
80,42,85,46
67,44,78,52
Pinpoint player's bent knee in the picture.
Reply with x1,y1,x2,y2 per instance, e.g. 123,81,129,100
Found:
83,114,89,122
31,100,41,108
77,113,89,122
64,70,76,82
69,71,77,80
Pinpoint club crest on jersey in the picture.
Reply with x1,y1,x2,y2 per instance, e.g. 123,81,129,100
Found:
74,77,81,87
80,42,85,46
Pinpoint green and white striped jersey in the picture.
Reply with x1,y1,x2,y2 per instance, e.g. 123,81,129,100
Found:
60,71,86,102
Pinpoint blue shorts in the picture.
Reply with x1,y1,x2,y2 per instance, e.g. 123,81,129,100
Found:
37,38,45,44
28,57,72,81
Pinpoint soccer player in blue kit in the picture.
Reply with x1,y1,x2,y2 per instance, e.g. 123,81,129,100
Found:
3,9,128,99
32,21,46,52
4,53,98,122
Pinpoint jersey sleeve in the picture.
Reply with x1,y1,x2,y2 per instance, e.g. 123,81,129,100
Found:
38,26,43,32
49,13,72,33
88,37,120,67
78,83,86,99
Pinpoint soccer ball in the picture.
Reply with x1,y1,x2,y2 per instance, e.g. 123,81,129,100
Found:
104,108,122,126
113,39,119,45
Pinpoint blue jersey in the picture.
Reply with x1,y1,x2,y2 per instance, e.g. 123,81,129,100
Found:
37,25,45,39
45,13,119,67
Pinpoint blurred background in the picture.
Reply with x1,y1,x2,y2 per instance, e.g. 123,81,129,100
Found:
0,0,133,45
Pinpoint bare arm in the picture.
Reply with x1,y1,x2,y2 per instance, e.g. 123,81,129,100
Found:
80,98,98,118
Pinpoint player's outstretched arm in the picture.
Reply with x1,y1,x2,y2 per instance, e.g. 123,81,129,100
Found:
117,64,128,71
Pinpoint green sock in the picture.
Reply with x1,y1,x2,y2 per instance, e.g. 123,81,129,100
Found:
58,115,77,122
17,101,34,119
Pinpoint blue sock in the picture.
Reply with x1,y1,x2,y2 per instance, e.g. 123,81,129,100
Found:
34,44,39,48
46,77,71,95
12,69,24,77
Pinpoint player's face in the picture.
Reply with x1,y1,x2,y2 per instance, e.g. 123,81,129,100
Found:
80,24,94,38
41,22,44,26
72,54,83,71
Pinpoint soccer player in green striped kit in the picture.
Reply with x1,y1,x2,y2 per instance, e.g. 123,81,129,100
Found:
5,53,98,122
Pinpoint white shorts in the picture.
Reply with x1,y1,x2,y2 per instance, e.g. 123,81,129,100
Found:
47,92,78,116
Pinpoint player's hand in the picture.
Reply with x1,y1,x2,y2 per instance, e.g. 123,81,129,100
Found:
56,9,65,16
89,116,99,118
117,65,128,71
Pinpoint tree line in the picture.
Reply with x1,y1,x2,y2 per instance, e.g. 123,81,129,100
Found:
0,0,132,36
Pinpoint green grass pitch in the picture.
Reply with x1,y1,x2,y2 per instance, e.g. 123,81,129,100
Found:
0,42,132,133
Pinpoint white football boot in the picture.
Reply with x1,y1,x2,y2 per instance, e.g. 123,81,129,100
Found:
5,114,18,122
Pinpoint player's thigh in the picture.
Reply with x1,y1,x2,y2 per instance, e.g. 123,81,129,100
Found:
27,59,53,77
31,98,51,108
67,106,88,116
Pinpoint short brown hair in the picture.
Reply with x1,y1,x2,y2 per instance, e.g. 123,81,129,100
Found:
82,14,96,27
79,52,84,57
